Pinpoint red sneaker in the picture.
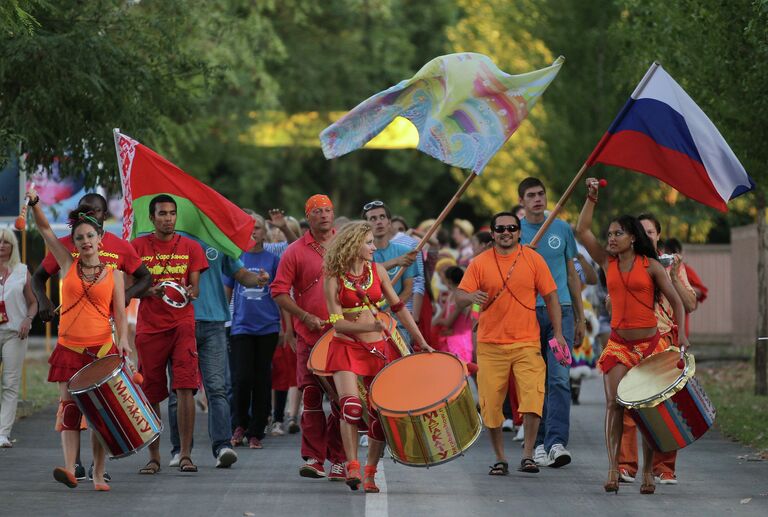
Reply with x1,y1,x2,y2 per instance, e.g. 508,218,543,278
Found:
299,458,326,479
328,462,346,482
230,427,246,447
248,437,263,449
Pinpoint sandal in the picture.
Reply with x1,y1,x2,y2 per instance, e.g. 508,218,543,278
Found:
53,467,78,488
363,465,379,493
488,461,509,476
604,470,619,494
346,460,361,491
640,473,656,495
179,456,198,473
139,460,161,475
517,457,539,474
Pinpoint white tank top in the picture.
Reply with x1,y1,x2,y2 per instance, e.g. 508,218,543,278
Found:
0,263,29,333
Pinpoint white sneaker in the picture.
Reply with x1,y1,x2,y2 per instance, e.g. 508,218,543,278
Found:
533,445,551,467
269,422,285,436
0,435,12,448
548,443,572,468
619,468,636,483
168,453,181,467
502,419,515,432
359,434,369,447
513,426,525,442
215,447,238,468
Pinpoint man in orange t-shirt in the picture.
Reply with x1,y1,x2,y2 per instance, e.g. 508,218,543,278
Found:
457,211,566,476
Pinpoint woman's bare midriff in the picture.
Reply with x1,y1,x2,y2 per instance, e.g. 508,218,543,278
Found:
336,311,384,343
613,326,657,341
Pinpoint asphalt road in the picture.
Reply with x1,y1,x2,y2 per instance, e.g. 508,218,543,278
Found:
1,375,767,517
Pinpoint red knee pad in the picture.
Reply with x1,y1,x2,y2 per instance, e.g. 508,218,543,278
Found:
340,396,363,425
56,400,84,432
303,385,324,411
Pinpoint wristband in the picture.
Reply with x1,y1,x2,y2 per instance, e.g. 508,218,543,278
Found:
587,195,598,204
28,196,40,207
390,300,405,313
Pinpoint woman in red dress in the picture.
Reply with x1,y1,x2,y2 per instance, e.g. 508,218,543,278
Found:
323,221,433,493
28,188,130,491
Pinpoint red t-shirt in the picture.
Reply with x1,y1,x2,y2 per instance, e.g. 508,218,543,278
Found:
41,231,143,275
132,233,208,333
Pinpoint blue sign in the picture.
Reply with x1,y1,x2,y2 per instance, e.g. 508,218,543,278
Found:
0,156,22,221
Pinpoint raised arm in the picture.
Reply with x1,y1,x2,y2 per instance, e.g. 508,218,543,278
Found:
575,177,608,266
27,190,74,275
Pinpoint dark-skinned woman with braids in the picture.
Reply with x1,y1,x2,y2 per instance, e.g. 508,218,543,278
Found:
575,178,689,495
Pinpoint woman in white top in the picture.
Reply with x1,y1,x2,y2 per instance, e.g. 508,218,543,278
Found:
0,227,37,447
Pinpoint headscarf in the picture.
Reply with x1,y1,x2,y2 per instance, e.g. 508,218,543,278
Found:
305,194,333,217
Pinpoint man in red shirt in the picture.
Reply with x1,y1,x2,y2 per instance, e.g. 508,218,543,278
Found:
271,194,345,480
31,192,152,481
132,194,208,474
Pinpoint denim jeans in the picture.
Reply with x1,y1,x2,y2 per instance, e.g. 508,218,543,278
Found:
535,305,575,451
169,320,233,458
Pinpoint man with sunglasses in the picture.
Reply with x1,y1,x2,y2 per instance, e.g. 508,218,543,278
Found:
361,200,419,344
518,177,584,469
456,211,565,475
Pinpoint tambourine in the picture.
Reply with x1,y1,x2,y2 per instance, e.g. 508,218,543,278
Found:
158,281,189,309
548,337,572,366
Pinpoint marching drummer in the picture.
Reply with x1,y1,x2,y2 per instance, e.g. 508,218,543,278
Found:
455,211,565,476
575,178,689,495
322,221,433,493
26,188,131,491
131,194,208,475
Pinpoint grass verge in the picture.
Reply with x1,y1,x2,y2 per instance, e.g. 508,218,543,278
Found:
16,358,60,419
697,360,768,456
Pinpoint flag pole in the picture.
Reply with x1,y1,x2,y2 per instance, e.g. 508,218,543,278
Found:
391,171,478,284
529,62,661,248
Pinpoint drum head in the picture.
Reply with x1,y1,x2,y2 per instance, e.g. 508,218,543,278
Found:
617,350,695,408
370,352,466,414
68,354,123,392
307,328,335,375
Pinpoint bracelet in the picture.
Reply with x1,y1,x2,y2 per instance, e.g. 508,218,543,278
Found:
300,312,308,322
587,195,598,204
28,196,40,207
329,313,343,324
390,300,405,313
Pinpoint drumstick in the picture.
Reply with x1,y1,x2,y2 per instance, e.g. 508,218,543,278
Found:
676,346,686,370
14,182,35,230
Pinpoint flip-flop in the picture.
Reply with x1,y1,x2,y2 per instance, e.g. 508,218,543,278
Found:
139,460,161,475
518,457,540,474
489,461,509,476
179,456,198,473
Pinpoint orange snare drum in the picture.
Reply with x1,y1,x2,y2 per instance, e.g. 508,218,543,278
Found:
370,351,482,467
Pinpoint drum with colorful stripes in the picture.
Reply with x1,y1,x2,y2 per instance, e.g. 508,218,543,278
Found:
370,352,482,467
68,355,162,458
617,350,715,452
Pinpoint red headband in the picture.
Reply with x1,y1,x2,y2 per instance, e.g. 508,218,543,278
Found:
305,194,333,216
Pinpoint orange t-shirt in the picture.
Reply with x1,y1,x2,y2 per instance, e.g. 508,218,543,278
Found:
459,247,556,345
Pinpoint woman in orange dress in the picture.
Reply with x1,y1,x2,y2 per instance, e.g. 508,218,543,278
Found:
28,188,130,491
323,221,433,493
576,178,690,495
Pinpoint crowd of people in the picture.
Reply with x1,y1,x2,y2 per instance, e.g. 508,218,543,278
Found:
0,175,708,496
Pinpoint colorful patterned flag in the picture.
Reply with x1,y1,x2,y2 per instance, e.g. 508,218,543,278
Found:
587,63,754,212
320,53,565,173
114,130,253,257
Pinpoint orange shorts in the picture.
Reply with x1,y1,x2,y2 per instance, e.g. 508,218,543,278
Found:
477,341,545,428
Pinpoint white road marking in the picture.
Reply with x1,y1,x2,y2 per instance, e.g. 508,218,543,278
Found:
365,462,388,517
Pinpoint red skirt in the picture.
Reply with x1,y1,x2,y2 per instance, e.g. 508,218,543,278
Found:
325,336,400,377
271,344,298,390
48,343,118,383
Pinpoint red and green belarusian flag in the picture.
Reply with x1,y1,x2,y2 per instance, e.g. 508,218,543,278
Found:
114,129,253,258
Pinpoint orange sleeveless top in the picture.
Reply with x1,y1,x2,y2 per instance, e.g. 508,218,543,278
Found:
59,262,115,348
606,255,657,329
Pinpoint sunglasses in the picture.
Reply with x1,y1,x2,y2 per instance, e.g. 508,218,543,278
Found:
493,224,520,234
362,200,385,212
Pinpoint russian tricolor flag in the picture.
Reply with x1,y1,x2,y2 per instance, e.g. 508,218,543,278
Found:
587,63,754,212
